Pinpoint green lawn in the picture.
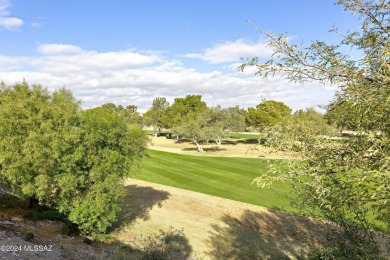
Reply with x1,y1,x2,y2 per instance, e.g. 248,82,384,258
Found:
134,149,293,212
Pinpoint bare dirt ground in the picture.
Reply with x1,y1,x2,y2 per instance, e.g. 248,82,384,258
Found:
0,209,113,260
148,136,296,159
114,179,328,259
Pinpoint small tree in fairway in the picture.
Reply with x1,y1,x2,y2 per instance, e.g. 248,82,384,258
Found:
143,97,169,133
172,110,216,152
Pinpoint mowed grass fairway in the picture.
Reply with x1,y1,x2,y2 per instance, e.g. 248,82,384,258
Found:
136,149,293,212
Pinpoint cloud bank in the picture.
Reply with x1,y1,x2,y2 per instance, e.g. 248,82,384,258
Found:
0,41,336,111
183,39,272,64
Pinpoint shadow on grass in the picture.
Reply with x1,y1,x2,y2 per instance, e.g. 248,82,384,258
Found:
237,138,262,145
174,138,192,144
182,147,227,152
221,139,261,145
207,209,327,259
112,185,170,230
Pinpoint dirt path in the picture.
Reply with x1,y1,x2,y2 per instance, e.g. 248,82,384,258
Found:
148,136,295,159
114,179,325,259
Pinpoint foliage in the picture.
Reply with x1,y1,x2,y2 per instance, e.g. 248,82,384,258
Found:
172,105,246,151
209,106,246,145
172,110,216,152
161,94,207,128
241,0,390,258
101,102,143,126
266,108,337,152
143,97,169,133
293,107,336,136
60,107,147,234
0,82,80,200
325,99,359,130
245,99,292,131
0,82,148,235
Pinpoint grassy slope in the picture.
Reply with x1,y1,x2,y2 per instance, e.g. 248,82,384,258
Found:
135,149,293,212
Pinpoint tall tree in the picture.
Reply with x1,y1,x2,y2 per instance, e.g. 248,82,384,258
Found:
0,82,147,234
325,99,358,130
101,103,142,126
209,105,246,145
245,100,292,131
161,94,207,129
143,97,169,133
293,107,336,136
241,0,390,257
172,110,216,152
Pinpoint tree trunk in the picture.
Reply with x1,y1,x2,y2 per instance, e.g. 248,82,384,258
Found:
193,139,203,152
215,136,222,146
27,197,39,209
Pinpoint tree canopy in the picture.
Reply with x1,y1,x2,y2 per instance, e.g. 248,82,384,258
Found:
172,110,215,152
161,94,207,128
241,0,390,257
101,102,143,126
0,82,147,234
143,97,169,132
245,99,292,131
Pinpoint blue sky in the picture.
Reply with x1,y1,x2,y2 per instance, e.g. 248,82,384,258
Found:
0,0,360,111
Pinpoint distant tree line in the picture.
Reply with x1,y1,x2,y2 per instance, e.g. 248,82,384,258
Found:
142,95,337,152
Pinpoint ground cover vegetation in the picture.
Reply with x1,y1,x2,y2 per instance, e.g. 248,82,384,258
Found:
240,0,390,258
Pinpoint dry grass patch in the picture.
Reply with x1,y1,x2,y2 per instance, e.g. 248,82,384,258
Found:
113,179,329,259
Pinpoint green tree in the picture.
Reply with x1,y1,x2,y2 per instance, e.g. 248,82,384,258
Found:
143,97,169,133
172,110,216,152
161,95,207,129
241,0,390,258
293,107,336,136
325,99,358,130
0,82,80,203
245,100,292,131
209,105,246,145
101,103,142,126
0,82,147,234
64,107,147,234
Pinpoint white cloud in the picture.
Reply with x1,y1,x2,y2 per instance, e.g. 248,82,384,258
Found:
0,0,10,16
0,43,336,111
0,16,23,30
0,44,163,74
37,44,84,55
183,38,272,64
0,0,23,30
